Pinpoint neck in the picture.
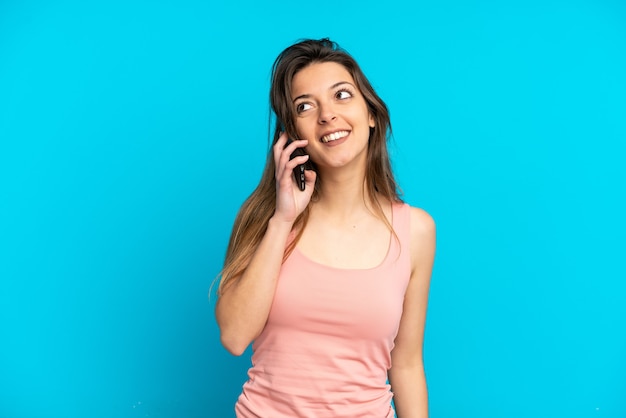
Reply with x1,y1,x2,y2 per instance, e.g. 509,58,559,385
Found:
313,166,374,219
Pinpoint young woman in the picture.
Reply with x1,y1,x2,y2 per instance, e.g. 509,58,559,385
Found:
216,38,436,418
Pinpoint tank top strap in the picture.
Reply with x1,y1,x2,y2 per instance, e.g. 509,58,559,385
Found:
390,202,412,268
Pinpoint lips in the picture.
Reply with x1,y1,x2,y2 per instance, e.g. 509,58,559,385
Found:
320,130,349,143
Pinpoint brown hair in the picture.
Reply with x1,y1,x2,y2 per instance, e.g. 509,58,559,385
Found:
216,38,402,296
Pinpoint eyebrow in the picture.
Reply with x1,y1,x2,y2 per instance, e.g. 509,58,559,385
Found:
292,81,354,103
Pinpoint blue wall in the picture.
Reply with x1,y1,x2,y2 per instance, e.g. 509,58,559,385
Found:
1,0,624,417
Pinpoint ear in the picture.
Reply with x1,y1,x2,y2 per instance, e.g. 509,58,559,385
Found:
368,113,375,128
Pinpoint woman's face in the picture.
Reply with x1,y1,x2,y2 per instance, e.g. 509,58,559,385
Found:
290,61,375,172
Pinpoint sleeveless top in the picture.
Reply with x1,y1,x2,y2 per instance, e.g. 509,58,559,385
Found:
235,203,412,418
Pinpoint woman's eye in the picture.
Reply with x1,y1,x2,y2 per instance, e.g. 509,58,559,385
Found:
336,90,353,100
296,102,312,113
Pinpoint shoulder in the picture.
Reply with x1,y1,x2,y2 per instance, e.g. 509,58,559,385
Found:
408,205,436,239
406,205,436,269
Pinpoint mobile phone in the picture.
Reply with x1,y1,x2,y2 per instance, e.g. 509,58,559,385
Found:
286,138,307,191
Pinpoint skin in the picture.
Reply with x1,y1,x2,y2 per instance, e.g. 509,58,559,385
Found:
216,62,435,418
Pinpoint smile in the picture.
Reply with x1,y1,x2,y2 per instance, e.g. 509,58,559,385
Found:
321,130,349,143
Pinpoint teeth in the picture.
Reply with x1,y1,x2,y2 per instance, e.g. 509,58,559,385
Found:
321,131,349,143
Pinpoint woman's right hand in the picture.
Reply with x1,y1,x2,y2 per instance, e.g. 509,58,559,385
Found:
272,132,317,224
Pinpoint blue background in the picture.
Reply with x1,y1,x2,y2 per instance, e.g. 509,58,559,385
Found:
1,0,625,417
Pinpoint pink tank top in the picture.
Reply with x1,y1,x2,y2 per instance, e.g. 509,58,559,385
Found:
235,203,412,418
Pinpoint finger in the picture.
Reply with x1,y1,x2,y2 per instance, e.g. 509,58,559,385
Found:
277,140,308,177
277,157,309,190
283,138,307,151
284,154,310,171
273,132,291,161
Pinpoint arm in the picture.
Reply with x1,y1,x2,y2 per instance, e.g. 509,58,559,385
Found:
388,207,436,418
216,216,293,355
215,134,316,356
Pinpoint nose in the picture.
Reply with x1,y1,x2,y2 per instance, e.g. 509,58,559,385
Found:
318,102,337,124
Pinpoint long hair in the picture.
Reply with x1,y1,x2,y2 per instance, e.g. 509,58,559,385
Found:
217,38,402,296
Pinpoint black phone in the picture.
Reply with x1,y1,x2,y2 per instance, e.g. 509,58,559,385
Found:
286,138,309,191
287,138,306,191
